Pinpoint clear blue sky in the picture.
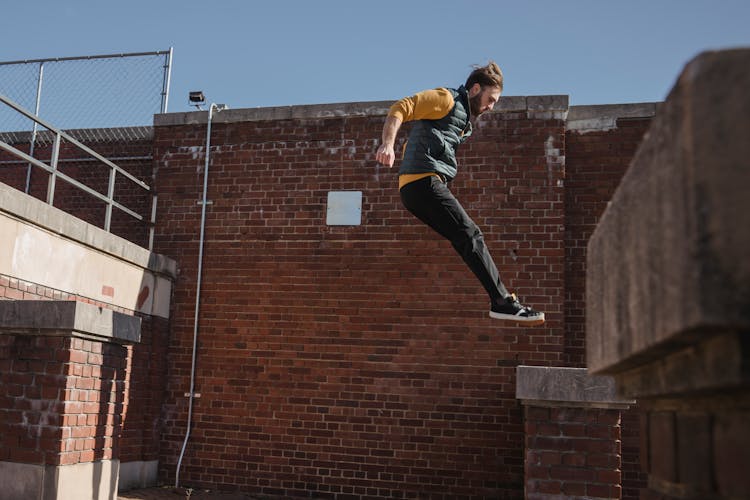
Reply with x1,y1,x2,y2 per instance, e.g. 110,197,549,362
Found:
3,0,750,114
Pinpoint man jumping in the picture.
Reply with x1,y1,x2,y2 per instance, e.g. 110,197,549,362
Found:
375,61,545,326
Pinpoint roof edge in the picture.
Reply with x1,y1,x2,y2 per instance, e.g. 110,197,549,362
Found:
154,95,571,127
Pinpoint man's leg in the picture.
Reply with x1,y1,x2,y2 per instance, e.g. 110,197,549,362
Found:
400,176,545,324
400,176,509,302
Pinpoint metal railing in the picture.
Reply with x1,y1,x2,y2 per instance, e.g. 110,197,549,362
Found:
0,49,172,194
0,93,156,250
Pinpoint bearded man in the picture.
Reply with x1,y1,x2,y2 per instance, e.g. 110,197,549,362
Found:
375,61,545,325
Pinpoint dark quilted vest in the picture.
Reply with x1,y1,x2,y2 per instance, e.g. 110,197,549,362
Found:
399,85,473,181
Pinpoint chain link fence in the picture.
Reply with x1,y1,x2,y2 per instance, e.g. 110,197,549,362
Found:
0,50,171,249
0,50,172,144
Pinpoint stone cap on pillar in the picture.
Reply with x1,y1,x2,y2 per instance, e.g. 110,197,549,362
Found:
516,365,634,409
0,300,141,344
586,49,750,376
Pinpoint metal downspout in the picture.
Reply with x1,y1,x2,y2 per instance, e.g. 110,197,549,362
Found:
175,103,221,488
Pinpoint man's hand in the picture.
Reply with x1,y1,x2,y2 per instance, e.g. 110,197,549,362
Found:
376,143,396,167
376,115,403,168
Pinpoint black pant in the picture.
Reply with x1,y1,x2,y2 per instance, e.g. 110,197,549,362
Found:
400,175,509,303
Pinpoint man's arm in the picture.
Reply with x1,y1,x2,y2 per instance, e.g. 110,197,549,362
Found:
375,115,402,167
375,88,454,168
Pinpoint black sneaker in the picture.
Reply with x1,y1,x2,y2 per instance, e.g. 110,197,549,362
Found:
490,293,545,325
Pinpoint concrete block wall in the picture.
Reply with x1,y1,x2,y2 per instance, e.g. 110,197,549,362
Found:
587,49,750,500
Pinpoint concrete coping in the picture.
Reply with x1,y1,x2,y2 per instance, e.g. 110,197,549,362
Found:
0,183,176,278
516,365,635,409
0,300,140,344
153,95,570,127
567,102,660,132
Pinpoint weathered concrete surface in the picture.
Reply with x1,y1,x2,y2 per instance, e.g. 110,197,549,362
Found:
585,49,750,500
0,184,175,319
0,461,44,499
611,330,750,399
587,49,750,376
0,300,141,344
117,460,159,493
567,102,658,132
0,460,119,500
516,365,633,408
153,95,569,126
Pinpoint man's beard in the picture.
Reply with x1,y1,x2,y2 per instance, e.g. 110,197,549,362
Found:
469,93,483,117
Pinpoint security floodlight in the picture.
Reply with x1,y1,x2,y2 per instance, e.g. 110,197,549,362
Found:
189,91,205,109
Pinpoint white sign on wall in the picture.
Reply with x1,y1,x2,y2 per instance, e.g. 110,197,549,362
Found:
326,191,362,226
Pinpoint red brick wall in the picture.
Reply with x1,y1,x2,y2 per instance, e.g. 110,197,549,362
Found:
120,315,171,464
0,276,169,469
1,101,655,497
155,104,564,497
152,106,567,498
0,328,127,466
1,128,173,478
563,118,653,367
0,145,29,192
523,405,623,499
565,116,654,500
621,405,647,500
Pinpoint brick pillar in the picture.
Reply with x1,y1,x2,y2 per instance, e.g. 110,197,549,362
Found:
0,300,140,500
516,366,633,499
587,49,750,500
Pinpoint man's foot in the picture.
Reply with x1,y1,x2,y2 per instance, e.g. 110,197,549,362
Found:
490,294,545,326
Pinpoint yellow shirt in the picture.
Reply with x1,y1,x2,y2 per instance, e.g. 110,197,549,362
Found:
389,88,456,189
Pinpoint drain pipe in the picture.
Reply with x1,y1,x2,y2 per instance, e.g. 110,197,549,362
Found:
175,101,227,488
